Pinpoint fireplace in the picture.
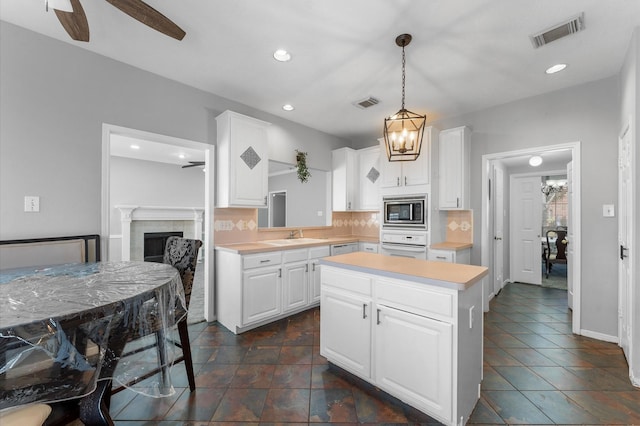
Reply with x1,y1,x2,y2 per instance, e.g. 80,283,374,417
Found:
143,231,183,263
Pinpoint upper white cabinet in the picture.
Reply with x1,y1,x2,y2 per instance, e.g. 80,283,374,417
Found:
379,127,432,191
438,126,470,210
216,110,270,208
357,146,381,210
332,147,357,211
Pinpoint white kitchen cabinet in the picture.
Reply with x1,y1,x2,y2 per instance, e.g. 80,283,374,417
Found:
357,146,381,210
216,110,270,208
428,248,471,264
309,246,331,303
379,127,432,190
320,267,373,380
216,245,331,333
242,265,282,325
320,263,483,426
375,305,453,423
438,126,470,210
282,249,309,313
332,147,357,211
359,242,379,253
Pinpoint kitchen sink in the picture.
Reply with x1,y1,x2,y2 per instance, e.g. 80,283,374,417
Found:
262,238,327,246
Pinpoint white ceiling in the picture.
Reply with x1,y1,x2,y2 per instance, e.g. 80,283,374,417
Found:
1,0,639,148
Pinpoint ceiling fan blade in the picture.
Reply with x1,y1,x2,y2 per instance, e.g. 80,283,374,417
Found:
105,0,186,40
181,161,205,168
54,0,90,42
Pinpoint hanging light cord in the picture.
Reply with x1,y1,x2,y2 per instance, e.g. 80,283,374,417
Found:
401,44,406,110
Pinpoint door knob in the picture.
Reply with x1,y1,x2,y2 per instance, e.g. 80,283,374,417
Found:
494,236,502,240
621,245,629,260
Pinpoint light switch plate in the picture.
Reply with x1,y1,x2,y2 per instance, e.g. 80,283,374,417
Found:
603,204,615,217
24,196,40,212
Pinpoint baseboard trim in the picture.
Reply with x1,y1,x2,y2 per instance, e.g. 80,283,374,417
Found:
580,329,618,344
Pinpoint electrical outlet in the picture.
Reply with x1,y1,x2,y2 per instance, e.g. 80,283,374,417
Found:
24,196,40,212
603,204,615,217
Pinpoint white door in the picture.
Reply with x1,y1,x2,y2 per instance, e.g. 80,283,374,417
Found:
618,124,633,357
493,165,505,294
511,175,543,285
374,305,453,424
320,290,371,379
567,162,574,309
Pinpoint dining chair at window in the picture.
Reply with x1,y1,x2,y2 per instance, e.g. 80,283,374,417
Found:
112,236,203,394
545,230,567,278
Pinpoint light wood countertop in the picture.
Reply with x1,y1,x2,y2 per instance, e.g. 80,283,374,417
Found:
216,236,379,255
430,242,473,251
321,252,488,291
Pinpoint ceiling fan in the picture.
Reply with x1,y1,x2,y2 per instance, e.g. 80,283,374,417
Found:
48,0,186,42
181,161,205,168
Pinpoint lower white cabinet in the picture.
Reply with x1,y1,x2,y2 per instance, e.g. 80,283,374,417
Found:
216,245,330,333
320,265,482,426
320,289,372,379
243,265,282,325
428,248,471,264
375,305,452,422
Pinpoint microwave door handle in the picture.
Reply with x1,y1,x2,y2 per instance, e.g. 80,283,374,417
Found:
409,207,413,221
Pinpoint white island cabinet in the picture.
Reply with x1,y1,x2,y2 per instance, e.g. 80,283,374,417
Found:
320,252,487,426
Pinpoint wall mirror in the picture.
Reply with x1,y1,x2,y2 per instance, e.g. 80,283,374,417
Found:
258,160,332,228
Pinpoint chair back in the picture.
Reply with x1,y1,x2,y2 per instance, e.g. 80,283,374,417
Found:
163,237,202,308
546,230,567,260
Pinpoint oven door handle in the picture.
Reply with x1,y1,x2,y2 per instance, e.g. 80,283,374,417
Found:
381,243,426,253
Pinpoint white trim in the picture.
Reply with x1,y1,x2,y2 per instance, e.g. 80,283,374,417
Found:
580,329,618,344
481,142,581,333
101,124,216,322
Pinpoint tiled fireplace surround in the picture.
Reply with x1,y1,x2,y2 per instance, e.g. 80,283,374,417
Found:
214,209,380,245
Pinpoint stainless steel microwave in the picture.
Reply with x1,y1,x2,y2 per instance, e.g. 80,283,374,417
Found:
382,195,427,229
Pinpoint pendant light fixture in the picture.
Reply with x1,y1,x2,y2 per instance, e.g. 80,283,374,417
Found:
383,33,426,161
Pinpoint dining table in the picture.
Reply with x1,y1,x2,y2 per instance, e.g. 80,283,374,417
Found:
0,261,185,425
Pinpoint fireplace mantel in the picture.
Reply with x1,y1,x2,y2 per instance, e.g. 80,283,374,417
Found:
116,205,204,261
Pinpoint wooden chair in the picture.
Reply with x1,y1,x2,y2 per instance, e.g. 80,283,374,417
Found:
112,236,202,394
545,230,567,278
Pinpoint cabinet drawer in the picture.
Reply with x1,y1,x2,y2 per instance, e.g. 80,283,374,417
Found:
375,278,454,320
322,266,372,296
283,248,308,263
309,245,331,259
360,243,379,253
428,249,454,263
243,252,282,269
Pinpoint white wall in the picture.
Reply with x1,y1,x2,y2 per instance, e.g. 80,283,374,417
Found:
0,22,350,240
267,170,330,228
109,156,206,234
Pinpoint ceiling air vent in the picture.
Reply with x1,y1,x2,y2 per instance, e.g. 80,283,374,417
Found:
530,13,585,48
353,96,379,109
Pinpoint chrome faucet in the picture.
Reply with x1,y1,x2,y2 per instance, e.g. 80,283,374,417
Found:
288,229,303,239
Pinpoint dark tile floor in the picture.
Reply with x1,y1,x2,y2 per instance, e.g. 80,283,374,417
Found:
109,282,639,425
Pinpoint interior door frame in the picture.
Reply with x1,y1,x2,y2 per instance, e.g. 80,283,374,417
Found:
481,141,581,333
100,123,216,321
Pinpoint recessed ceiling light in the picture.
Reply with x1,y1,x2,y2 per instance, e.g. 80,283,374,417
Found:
178,153,186,159
273,49,291,62
529,155,543,167
545,64,567,74
130,144,140,150
282,104,294,111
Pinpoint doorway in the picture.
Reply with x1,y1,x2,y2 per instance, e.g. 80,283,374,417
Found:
481,142,581,333
100,124,216,321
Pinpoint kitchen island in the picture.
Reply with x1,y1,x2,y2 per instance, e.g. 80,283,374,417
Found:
319,252,488,426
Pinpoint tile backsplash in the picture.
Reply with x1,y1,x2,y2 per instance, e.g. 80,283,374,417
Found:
213,209,380,244
445,210,473,244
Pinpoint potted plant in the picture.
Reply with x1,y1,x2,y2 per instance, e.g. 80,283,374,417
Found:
295,150,311,183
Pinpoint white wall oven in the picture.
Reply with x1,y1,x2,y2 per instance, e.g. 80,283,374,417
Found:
382,195,427,230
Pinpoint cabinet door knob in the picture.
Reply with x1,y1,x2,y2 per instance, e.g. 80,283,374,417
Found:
404,176,407,186
278,268,282,278
362,303,367,319
376,308,381,325
397,177,400,186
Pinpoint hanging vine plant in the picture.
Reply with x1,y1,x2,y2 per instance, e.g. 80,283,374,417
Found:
295,150,311,183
